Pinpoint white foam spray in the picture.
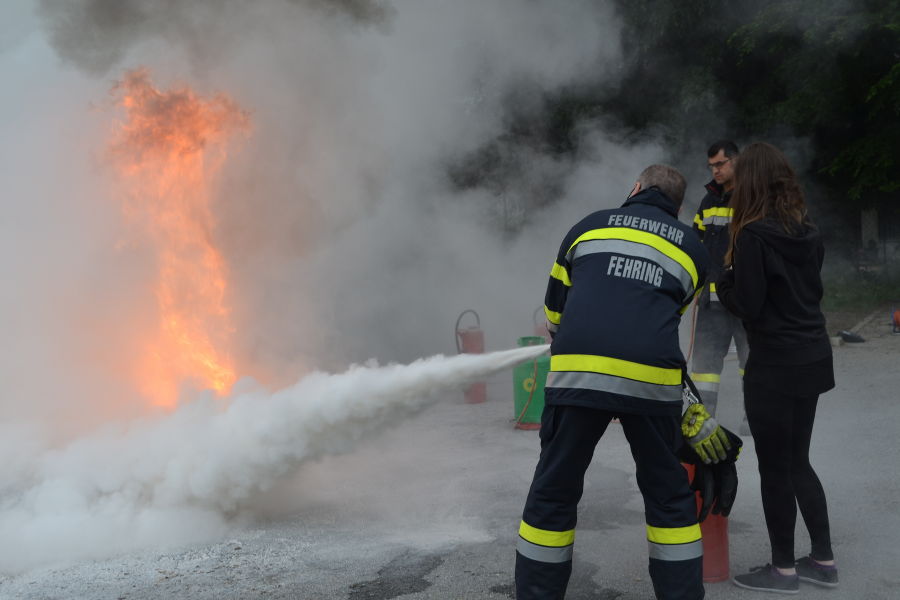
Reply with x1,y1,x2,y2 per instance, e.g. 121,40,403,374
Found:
0,343,547,573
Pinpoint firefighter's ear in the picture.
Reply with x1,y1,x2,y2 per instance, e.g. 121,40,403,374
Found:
628,181,641,198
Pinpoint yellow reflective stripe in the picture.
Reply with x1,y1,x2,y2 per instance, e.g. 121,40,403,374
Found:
544,306,562,325
646,524,702,545
567,228,698,289
702,207,733,218
551,354,681,386
739,368,745,377
691,373,721,383
709,282,717,292
519,521,575,547
693,213,705,231
550,262,572,287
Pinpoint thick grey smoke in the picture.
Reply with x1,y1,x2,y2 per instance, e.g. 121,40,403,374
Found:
35,0,396,75
25,0,662,382
1,0,665,571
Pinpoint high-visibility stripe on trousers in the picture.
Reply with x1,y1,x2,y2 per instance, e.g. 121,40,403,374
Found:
692,302,748,416
515,405,704,600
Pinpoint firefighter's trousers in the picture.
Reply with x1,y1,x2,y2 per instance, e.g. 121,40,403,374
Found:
691,301,748,416
515,404,704,600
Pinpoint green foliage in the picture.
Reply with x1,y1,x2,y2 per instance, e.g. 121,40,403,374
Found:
826,61,900,199
602,0,900,225
723,0,900,203
821,265,900,314
448,1,899,237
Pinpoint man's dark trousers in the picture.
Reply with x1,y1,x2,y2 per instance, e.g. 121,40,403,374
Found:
515,404,704,600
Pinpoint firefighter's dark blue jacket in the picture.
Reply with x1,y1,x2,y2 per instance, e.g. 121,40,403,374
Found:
543,188,709,416
692,180,731,304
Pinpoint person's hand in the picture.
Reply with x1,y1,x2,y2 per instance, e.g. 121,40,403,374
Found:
716,265,735,292
681,403,731,464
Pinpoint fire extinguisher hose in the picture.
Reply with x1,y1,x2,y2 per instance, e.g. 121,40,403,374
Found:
685,294,700,363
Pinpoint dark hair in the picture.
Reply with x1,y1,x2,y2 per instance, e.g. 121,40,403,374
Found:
637,164,687,208
724,142,807,265
707,140,739,159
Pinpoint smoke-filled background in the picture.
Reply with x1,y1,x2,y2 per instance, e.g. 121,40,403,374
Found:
3,0,663,425
1,0,897,577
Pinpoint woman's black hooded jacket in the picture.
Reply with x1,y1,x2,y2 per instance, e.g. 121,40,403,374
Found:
715,218,832,367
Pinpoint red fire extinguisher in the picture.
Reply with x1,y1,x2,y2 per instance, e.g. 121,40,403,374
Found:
683,463,730,582
456,309,486,403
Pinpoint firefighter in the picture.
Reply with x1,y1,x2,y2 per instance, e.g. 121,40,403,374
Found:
691,140,749,430
516,165,712,600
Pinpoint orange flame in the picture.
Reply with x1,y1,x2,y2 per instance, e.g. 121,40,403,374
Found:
109,68,250,408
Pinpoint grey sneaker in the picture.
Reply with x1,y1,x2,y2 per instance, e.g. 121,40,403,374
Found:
732,564,799,594
796,556,839,588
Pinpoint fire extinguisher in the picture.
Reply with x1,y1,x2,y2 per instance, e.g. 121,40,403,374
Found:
455,309,486,403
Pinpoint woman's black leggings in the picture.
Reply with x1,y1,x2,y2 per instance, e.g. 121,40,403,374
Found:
743,379,834,568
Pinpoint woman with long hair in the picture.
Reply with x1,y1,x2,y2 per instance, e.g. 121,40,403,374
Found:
716,142,838,594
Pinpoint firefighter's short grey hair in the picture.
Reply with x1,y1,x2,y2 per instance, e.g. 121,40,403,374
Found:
637,164,687,208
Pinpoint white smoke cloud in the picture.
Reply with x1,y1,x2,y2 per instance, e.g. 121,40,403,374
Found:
0,344,546,573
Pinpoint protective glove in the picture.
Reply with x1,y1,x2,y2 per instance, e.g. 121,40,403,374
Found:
691,463,715,522
711,461,738,517
691,461,739,522
678,424,743,466
681,424,743,522
681,403,731,464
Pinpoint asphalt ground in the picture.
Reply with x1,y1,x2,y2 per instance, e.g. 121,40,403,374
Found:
2,313,898,599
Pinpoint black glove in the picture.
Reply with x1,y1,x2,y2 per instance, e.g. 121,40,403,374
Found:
680,423,742,522
711,461,738,517
691,461,739,522
691,463,715,522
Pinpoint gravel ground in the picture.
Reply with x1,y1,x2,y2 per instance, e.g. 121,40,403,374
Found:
2,313,898,599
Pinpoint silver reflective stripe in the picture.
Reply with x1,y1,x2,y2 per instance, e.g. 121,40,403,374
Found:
648,539,703,561
686,416,719,445
546,371,682,402
703,215,732,227
547,321,559,334
709,290,720,302
569,239,694,300
694,380,719,393
516,537,574,563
